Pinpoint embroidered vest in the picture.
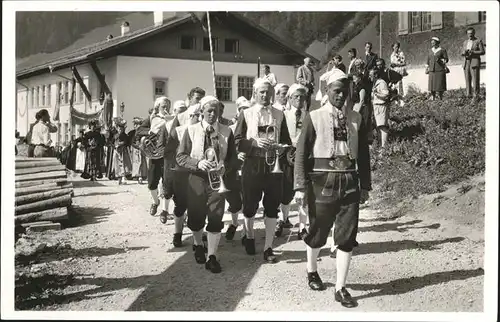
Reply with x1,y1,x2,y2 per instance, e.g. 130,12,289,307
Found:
187,123,231,161
309,104,361,159
242,105,283,141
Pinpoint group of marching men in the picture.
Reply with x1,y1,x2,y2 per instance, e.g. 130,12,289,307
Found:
134,67,371,308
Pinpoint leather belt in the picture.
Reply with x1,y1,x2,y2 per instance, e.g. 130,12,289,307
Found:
311,157,356,173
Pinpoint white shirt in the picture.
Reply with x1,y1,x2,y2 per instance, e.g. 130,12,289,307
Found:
261,73,277,87
325,103,350,157
201,120,219,134
466,40,473,50
347,59,356,74
31,122,53,146
255,104,273,126
273,102,286,111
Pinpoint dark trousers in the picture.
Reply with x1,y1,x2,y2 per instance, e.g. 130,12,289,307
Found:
186,173,226,233
281,161,294,205
148,158,164,191
241,157,282,219
304,172,360,252
224,166,243,214
164,167,189,218
28,144,35,157
464,60,481,97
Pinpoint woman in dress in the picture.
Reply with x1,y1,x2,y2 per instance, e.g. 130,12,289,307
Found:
128,117,148,184
81,120,106,181
390,42,408,98
112,118,132,185
74,130,86,172
426,37,449,100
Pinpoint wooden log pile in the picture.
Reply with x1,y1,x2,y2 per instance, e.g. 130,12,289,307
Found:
15,157,73,227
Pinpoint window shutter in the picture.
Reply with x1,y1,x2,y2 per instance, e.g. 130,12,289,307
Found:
431,12,443,30
398,12,409,35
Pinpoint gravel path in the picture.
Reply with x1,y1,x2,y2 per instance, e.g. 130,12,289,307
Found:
15,175,484,312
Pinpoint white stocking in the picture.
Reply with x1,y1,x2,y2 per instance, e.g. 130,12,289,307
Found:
306,245,321,273
174,215,184,234
264,217,277,250
280,203,290,222
335,249,352,291
192,230,203,246
149,189,159,205
207,232,221,257
244,217,255,239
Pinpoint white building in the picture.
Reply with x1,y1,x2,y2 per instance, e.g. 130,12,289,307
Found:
16,12,316,144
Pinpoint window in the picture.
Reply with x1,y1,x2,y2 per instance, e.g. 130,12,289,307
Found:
224,39,240,54
203,37,219,52
64,81,69,104
216,75,232,102
479,11,486,22
42,85,46,106
238,76,254,100
180,35,196,50
56,82,62,104
78,84,84,103
410,12,432,33
153,79,168,99
31,88,35,108
63,122,68,145
47,85,51,106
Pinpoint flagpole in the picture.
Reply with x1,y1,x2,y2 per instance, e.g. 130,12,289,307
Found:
206,12,217,98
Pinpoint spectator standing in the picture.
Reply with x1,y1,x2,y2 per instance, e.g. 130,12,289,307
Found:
461,27,485,100
426,36,449,101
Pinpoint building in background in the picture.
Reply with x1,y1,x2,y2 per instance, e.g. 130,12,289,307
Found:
381,11,486,93
15,11,316,142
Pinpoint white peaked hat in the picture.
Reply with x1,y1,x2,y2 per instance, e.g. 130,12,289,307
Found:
326,68,348,86
199,95,219,109
286,83,308,97
274,83,289,93
236,96,251,109
173,100,187,110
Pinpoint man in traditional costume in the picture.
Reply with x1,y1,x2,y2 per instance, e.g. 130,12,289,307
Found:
136,97,172,217
176,96,238,273
294,69,371,307
234,78,292,263
275,84,309,239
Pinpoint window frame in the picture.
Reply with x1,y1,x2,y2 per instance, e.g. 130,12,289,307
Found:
153,78,168,100
237,76,255,100
224,38,240,54
31,88,35,108
215,75,233,102
64,81,70,104
203,37,219,52
409,11,433,34
47,84,51,106
42,85,46,106
180,35,197,50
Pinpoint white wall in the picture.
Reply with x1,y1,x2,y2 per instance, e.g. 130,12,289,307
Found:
16,58,117,143
402,64,487,95
116,56,297,124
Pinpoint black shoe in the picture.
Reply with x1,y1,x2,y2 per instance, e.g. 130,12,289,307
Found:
193,245,206,264
335,287,357,308
241,235,247,246
159,211,169,224
275,220,285,237
150,203,159,216
283,218,293,228
225,224,237,241
307,272,325,291
353,240,359,247
173,233,182,247
205,255,222,273
263,248,277,263
298,228,308,240
244,238,256,255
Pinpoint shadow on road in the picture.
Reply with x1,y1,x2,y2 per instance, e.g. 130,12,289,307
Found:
349,268,484,301
64,205,114,227
358,219,441,233
16,246,149,266
71,180,107,189
75,191,126,198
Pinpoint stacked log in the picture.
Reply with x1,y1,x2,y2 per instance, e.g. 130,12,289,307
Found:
15,157,73,226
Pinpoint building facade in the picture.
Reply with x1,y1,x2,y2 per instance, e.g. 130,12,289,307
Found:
381,11,487,93
16,12,315,144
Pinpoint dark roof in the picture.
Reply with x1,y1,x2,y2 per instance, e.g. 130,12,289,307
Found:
17,12,316,79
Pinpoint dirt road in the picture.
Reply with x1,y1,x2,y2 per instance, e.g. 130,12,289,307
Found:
15,175,485,312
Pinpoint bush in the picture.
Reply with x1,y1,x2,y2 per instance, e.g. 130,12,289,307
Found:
371,87,485,204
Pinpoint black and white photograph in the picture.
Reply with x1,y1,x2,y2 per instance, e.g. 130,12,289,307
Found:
1,1,498,321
